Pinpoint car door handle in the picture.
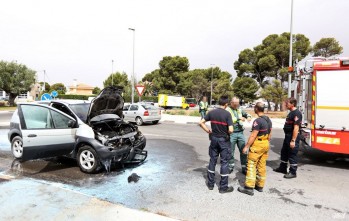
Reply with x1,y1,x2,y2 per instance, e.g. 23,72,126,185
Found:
28,134,37,138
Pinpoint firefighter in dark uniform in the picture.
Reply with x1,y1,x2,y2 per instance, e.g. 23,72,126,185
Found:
199,96,234,193
274,97,302,179
238,102,272,196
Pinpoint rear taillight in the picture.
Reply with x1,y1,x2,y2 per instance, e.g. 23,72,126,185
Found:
144,111,149,116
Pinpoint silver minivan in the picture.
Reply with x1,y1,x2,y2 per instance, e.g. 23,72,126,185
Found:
123,103,161,125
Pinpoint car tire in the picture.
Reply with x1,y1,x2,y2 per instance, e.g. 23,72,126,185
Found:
135,117,143,126
11,136,23,159
77,145,101,173
152,120,159,125
185,106,189,110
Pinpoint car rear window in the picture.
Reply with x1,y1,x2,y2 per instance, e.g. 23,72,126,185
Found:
141,105,157,110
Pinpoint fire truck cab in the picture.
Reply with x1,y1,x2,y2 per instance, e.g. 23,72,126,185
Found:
293,57,349,155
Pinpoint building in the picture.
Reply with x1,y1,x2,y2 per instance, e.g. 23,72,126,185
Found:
66,79,94,95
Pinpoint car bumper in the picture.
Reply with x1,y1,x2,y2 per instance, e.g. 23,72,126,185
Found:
76,133,147,164
142,115,161,122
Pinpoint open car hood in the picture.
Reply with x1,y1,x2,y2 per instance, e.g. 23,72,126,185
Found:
87,86,124,123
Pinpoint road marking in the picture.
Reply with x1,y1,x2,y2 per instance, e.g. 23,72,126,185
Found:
143,133,205,140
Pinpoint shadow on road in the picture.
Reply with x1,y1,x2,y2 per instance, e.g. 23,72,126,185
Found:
270,137,349,170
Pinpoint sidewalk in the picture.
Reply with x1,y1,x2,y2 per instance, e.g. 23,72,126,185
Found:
160,114,285,129
0,173,178,221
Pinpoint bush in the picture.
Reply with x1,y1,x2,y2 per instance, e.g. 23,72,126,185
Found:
189,111,201,117
0,101,6,107
57,94,96,100
123,95,158,103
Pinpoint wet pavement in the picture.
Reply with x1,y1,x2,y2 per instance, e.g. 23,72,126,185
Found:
1,123,349,221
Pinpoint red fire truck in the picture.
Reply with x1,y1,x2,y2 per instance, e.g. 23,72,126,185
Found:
293,57,349,155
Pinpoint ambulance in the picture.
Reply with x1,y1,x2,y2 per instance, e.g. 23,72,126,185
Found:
293,57,349,154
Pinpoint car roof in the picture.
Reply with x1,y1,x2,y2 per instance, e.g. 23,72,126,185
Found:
50,99,91,105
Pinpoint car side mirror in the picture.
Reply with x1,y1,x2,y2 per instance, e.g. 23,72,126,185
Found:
68,120,76,128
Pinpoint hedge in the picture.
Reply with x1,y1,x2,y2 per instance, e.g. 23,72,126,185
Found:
57,94,158,103
57,94,96,100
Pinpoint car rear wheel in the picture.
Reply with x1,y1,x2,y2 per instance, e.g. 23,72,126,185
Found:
152,120,159,125
135,117,143,126
11,136,23,159
77,146,101,173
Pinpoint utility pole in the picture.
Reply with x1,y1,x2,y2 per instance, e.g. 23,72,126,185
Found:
111,60,114,86
129,28,135,103
210,64,215,106
288,0,294,98
43,70,46,92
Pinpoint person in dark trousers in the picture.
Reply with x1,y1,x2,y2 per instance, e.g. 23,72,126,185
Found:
238,102,272,196
199,95,234,193
274,97,302,179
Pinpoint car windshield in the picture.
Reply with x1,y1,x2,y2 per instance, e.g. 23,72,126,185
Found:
141,105,157,110
69,103,90,122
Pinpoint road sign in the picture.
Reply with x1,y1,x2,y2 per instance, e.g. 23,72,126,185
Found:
41,93,52,101
51,90,58,98
135,85,145,96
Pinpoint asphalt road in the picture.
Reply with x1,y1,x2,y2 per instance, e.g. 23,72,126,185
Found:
0,121,348,220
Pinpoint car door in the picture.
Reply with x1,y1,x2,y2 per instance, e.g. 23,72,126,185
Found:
129,104,139,122
18,104,77,161
123,105,130,121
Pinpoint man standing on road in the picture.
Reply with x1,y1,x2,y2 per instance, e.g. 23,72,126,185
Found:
273,97,302,179
199,96,209,119
226,97,252,174
238,102,272,196
199,95,234,193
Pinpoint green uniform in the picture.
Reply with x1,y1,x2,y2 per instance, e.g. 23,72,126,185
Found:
226,107,251,173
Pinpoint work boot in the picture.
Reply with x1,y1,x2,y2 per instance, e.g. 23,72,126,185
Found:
238,186,254,196
254,186,263,192
207,185,214,190
219,186,234,194
284,173,297,179
273,167,287,174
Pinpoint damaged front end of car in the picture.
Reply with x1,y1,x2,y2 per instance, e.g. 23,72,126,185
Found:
87,86,147,166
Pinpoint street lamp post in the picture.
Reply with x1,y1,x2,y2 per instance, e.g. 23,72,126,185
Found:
111,60,114,86
288,0,294,98
129,28,135,103
210,64,215,106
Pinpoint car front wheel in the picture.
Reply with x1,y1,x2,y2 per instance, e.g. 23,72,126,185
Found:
11,136,23,159
77,145,101,173
135,117,143,126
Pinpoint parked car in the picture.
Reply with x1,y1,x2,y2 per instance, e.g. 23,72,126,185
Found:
123,103,161,126
8,86,147,173
185,98,197,108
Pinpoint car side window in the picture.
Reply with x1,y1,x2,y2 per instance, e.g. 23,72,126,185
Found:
21,105,53,129
50,110,72,129
123,105,130,111
130,105,138,111
51,103,75,119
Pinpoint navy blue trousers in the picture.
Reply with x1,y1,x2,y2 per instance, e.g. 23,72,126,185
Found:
207,136,231,190
279,133,300,174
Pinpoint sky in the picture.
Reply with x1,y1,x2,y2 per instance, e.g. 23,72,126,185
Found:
1,0,349,89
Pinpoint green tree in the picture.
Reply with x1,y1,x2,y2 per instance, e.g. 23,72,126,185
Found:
39,82,51,92
313,37,343,57
51,83,66,94
143,56,189,94
234,32,312,87
103,72,130,91
232,77,259,103
92,87,101,95
260,79,287,111
0,61,36,105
